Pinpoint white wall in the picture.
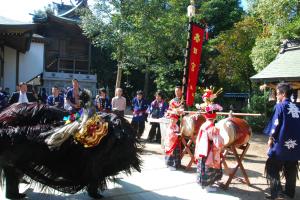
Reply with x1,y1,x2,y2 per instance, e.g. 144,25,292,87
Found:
3,43,44,93
19,42,44,83
3,46,17,93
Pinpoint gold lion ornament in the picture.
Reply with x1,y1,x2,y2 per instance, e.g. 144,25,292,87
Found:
74,114,108,148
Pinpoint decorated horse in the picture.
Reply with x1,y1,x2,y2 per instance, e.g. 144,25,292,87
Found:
0,89,141,199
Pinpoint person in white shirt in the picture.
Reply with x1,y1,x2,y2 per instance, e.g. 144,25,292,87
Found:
111,88,126,117
8,82,37,104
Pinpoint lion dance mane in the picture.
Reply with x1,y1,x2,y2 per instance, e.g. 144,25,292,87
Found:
0,90,141,195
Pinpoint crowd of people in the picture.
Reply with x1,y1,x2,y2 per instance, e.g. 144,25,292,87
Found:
0,79,170,144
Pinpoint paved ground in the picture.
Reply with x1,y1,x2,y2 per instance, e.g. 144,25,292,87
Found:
1,116,300,200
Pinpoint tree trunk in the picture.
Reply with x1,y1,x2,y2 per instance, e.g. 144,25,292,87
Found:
115,63,122,89
144,71,149,97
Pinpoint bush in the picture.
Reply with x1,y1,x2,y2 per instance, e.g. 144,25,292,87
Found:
242,91,274,133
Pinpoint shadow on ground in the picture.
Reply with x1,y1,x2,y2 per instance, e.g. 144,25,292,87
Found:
19,178,188,200
103,178,188,200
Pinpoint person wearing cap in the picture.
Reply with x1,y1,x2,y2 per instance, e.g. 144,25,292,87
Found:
8,82,37,104
131,90,148,139
164,86,184,171
264,83,300,200
194,88,223,192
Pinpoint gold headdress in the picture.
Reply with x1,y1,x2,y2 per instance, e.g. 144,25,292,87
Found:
196,86,223,118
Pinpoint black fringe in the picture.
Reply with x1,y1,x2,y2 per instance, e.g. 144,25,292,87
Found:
0,110,142,194
0,103,67,128
265,157,299,185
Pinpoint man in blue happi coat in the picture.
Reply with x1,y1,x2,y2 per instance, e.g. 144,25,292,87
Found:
264,83,300,200
47,86,64,108
131,90,148,139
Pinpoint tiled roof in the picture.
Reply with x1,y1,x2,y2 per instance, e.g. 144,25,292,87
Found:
251,44,300,82
0,16,31,25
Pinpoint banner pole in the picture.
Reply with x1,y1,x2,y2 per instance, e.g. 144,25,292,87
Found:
182,17,193,108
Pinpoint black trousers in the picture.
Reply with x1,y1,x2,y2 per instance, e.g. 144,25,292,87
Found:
131,121,145,139
165,144,181,169
3,166,20,197
147,122,161,142
265,157,298,198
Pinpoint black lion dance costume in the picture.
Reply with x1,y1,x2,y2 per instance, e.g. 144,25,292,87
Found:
0,90,141,199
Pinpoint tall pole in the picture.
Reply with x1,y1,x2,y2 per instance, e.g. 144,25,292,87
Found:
183,0,196,107
115,44,123,89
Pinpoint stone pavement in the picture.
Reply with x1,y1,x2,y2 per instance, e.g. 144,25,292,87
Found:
1,117,300,200
1,147,240,200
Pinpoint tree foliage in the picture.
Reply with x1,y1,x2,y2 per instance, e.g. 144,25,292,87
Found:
80,0,244,98
250,34,280,72
249,0,300,71
196,0,244,91
80,0,187,97
210,17,261,92
198,0,244,37
280,15,300,39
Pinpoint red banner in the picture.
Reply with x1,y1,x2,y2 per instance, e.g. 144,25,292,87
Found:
186,23,205,106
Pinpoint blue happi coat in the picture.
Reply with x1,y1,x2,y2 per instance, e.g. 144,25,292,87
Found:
131,97,148,122
264,99,300,161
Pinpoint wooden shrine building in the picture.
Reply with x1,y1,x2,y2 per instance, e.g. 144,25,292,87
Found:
251,40,300,102
0,0,97,95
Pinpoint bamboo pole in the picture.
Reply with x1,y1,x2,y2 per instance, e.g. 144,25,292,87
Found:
166,110,262,117
182,111,262,116
148,111,261,124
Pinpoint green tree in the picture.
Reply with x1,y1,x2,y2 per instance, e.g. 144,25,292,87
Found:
198,0,244,37
81,0,189,97
249,0,300,71
80,0,244,99
210,17,261,93
197,0,244,90
280,15,300,39
80,0,132,90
